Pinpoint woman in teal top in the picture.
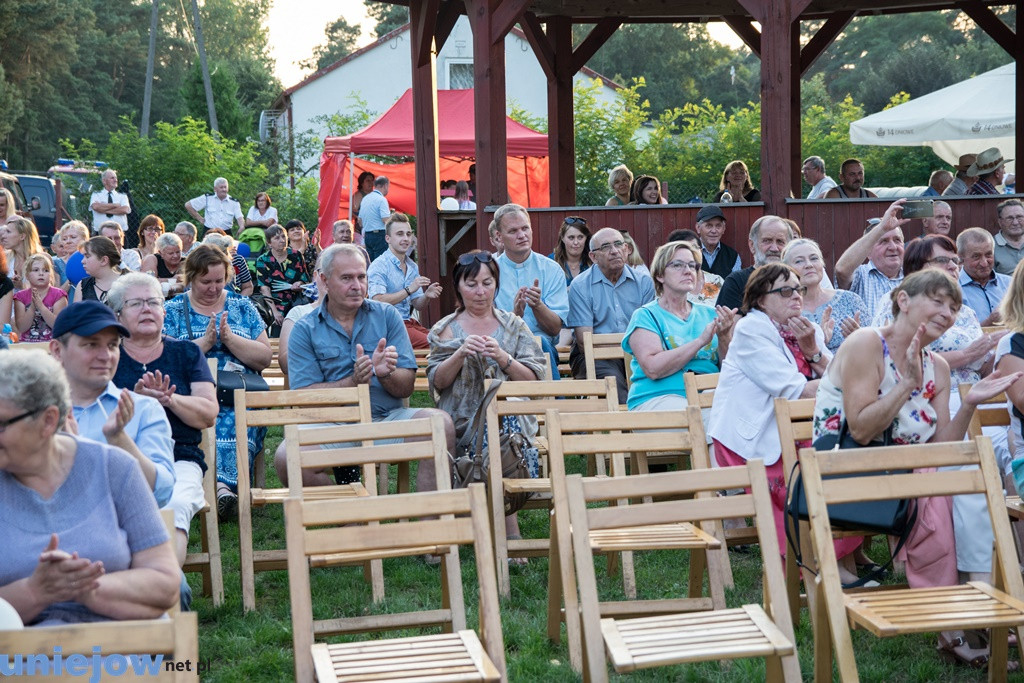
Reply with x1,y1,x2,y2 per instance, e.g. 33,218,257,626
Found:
622,240,737,410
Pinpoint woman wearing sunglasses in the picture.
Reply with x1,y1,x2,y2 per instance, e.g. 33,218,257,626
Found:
707,264,836,565
427,250,547,547
548,216,591,287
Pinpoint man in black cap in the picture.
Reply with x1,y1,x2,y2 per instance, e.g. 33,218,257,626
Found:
695,205,741,279
49,301,175,508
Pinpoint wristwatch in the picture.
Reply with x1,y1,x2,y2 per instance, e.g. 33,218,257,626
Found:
403,285,412,296
806,351,823,363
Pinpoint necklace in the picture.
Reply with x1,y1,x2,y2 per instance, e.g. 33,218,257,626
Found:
124,338,164,373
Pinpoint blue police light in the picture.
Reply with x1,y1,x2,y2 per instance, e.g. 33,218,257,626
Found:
0,159,7,171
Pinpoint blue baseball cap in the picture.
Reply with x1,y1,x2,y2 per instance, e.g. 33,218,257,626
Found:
52,301,131,339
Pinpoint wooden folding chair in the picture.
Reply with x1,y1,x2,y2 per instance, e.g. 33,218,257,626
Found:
568,462,801,682
285,485,505,683
801,437,1024,682
235,385,373,613
176,359,224,606
484,377,619,596
181,421,224,606
581,331,628,402
544,407,731,672
682,371,718,412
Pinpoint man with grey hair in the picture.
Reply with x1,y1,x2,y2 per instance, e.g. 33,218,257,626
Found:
958,227,1011,325
358,176,392,262
995,198,1024,275
716,215,795,310
491,203,569,369
802,156,837,199
921,200,953,237
924,170,954,197
175,221,198,256
283,243,454,493
567,227,655,401
834,200,909,319
89,169,130,233
184,177,245,234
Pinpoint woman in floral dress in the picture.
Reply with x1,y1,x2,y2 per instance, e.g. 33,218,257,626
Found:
255,224,311,329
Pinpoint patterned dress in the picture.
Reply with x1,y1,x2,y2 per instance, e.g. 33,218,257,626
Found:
802,289,868,352
254,247,311,316
13,286,66,342
163,291,267,491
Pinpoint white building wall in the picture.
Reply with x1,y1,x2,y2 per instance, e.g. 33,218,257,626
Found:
287,16,619,174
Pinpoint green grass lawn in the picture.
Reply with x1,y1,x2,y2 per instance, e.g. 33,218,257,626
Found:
187,396,1024,681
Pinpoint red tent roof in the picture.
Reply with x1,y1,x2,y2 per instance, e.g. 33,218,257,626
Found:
323,88,548,157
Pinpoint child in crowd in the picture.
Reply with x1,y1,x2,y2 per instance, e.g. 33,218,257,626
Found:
14,253,67,341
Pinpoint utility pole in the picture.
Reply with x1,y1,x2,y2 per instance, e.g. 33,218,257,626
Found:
140,0,159,136
190,0,218,133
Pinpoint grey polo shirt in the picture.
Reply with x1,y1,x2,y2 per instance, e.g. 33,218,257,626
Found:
994,232,1024,275
287,297,416,419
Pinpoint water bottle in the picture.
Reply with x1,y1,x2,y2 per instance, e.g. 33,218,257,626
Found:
2,324,12,343
720,191,733,203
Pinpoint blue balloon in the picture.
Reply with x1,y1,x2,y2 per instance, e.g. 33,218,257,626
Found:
65,251,86,284
236,242,251,258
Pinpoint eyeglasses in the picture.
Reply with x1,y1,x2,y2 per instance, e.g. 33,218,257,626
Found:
0,408,41,433
564,216,588,227
928,256,962,267
593,240,625,253
665,260,700,273
121,297,164,311
767,285,808,298
457,252,495,266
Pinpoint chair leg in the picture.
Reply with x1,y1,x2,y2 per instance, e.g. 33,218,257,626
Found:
989,626,1010,683
765,654,784,683
547,524,564,644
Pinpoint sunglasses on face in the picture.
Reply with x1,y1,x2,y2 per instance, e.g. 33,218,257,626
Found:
767,285,808,298
457,252,494,266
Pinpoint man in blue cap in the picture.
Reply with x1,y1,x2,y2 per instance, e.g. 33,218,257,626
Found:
49,301,175,507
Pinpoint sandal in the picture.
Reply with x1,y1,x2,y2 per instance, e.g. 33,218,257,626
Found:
216,484,238,522
938,634,1021,672
506,535,528,566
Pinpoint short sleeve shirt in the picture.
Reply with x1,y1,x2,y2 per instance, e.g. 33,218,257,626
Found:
367,251,423,320
89,189,130,231
567,265,655,334
959,267,1011,322
188,193,244,232
850,263,904,320
494,251,569,345
287,298,416,420
358,190,391,234
994,232,1024,275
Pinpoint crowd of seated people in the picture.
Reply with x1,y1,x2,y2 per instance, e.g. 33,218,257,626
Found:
6,175,1024,676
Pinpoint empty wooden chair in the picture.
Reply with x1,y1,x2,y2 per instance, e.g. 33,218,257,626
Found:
544,407,730,672
285,485,505,682
484,377,619,595
567,462,801,682
581,331,628,403
800,437,1024,682
235,385,373,613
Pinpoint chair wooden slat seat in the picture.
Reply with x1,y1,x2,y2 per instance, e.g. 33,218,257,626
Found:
845,583,1024,636
590,522,721,552
311,632,500,683
1009,495,1024,520
602,604,796,673
251,482,366,505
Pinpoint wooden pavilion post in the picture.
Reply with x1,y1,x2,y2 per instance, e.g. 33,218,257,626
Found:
738,0,811,215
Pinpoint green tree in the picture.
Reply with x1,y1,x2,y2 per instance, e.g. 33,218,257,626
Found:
300,16,362,71
180,62,254,143
365,1,408,37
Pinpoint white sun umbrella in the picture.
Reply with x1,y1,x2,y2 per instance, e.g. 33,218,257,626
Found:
849,62,1015,174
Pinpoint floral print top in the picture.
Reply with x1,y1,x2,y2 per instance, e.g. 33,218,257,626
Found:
803,289,869,352
871,292,983,387
254,247,311,315
814,329,938,445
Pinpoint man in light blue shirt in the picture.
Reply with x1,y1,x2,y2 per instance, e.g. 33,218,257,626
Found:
358,176,392,262
284,244,454,492
49,302,175,507
567,227,655,402
367,212,441,349
958,227,1011,325
490,204,569,371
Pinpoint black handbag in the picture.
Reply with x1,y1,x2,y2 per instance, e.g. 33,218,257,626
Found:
247,294,278,329
182,296,269,407
785,420,917,588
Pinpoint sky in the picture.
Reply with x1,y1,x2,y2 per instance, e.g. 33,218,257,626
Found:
265,1,744,89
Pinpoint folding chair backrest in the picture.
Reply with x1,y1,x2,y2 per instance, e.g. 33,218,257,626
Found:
683,371,719,409
582,331,627,383
284,415,450,496
285,485,505,682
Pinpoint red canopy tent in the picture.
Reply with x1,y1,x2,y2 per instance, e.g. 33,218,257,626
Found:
316,88,550,242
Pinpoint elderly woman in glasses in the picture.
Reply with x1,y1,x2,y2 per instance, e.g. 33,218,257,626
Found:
428,250,546,544
0,350,180,625
623,241,737,411
108,273,218,568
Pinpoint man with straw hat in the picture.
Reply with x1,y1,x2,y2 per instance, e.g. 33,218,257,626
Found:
967,147,1012,195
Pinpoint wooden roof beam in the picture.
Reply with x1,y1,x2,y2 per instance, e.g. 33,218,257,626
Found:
721,15,761,56
412,0,441,67
570,18,623,72
957,0,1015,56
492,0,535,44
800,10,856,75
519,11,556,78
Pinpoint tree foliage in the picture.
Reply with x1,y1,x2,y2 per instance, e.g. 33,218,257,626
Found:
365,1,408,37
181,62,254,144
299,15,362,72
